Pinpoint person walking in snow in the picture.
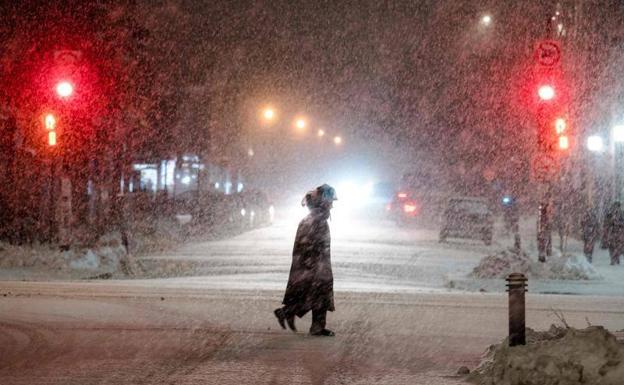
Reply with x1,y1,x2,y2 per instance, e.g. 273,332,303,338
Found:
580,206,599,263
604,201,624,265
274,184,337,336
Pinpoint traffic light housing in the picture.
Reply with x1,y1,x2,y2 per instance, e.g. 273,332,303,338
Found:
532,45,572,155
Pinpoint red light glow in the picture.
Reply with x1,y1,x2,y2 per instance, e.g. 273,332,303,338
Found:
403,203,417,214
56,81,74,98
538,85,555,100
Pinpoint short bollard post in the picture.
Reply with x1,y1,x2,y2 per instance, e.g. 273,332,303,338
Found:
506,273,527,347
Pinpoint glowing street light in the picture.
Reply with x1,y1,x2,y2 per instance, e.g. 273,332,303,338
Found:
263,108,275,121
613,125,624,143
318,129,325,137
56,81,74,98
587,135,604,152
295,118,306,131
333,136,342,145
481,14,492,26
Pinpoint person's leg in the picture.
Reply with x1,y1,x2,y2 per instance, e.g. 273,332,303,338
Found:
310,308,326,334
310,308,334,336
274,305,297,332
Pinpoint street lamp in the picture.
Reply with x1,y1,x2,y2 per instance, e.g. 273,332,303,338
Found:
263,108,275,121
333,136,342,145
295,118,306,131
587,136,604,153
318,129,325,137
481,14,492,26
613,125,624,143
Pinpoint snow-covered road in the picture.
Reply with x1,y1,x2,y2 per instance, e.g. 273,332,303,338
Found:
136,217,495,292
136,216,624,296
1,282,623,385
2,217,624,384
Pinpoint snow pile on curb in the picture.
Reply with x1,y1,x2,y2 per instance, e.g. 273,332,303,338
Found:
468,325,624,385
0,232,129,274
471,248,602,280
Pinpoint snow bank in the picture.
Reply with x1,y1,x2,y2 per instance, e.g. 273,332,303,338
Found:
468,325,624,385
0,231,129,276
471,248,602,281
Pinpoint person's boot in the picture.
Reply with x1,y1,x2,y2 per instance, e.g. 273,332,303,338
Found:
310,329,335,337
273,308,286,330
286,315,297,332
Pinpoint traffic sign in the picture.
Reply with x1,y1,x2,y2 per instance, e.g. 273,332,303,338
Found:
535,40,561,67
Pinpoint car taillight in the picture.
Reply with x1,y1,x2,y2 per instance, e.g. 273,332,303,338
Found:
403,203,417,214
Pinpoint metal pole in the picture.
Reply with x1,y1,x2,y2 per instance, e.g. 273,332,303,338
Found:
506,273,528,347
616,143,622,202
48,156,57,243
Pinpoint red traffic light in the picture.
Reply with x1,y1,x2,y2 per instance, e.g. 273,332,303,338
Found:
538,85,555,101
56,81,74,98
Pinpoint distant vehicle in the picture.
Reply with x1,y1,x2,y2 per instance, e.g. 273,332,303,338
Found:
439,197,493,245
173,189,274,231
386,190,421,225
239,190,274,228
386,171,450,226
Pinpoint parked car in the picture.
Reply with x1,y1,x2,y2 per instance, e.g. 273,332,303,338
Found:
439,197,493,245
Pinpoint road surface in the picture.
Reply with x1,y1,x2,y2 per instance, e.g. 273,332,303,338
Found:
1,281,624,385
1,217,624,384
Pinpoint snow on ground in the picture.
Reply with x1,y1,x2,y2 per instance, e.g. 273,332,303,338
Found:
470,248,602,281
468,325,624,385
448,217,624,296
0,231,129,280
136,213,624,296
2,211,624,297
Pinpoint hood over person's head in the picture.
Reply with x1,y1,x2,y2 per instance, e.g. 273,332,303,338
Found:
302,184,338,210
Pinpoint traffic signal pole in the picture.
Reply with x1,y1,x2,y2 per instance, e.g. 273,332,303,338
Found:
537,182,553,261
533,13,569,262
